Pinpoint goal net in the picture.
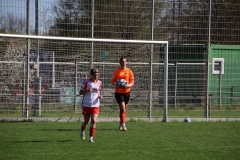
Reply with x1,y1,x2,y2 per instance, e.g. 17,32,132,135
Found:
0,34,168,122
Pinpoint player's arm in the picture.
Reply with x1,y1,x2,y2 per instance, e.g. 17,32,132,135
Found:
98,90,103,99
79,81,92,95
80,89,91,95
111,71,119,86
127,79,134,87
125,82,133,88
98,82,103,99
113,80,120,87
125,70,134,88
111,73,116,86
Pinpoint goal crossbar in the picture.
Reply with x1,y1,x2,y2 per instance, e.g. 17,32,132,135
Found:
0,34,168,44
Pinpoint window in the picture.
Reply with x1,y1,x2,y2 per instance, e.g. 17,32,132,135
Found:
212,58,224,74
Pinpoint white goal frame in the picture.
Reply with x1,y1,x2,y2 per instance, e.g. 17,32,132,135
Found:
0,33,169,122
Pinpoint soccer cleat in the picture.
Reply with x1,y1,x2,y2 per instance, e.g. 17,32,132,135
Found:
81,131,85,140
119,125,123,131
89,139,95,143
119,124,127,131
122,125,127,131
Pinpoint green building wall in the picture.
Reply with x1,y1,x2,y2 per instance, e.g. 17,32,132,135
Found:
209,44,240,106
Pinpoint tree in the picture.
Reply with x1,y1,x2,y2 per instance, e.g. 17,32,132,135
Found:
158,0,240,45
49,0,86,37
0,38,26,97
50,0,164,39
0,13,36,96
210,0,240,44
0,13,30,34
45,0,165,63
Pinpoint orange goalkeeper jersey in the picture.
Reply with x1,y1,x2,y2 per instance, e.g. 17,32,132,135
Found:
111,68,134,93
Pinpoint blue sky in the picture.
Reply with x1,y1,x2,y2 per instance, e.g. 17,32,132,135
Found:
2,0,36,18
1,0,56,34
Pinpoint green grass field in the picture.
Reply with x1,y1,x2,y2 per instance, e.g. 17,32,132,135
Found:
1,104,240,118
0,121,239,160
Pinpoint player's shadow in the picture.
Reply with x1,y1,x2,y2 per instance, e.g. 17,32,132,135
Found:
98,128,119,131
40,128,117,131
8,139,74,143
39,128,78,132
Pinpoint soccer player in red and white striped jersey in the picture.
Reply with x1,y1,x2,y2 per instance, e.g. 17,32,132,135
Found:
80,68,102,143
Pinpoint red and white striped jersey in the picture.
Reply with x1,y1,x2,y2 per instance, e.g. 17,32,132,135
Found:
81,78,102,108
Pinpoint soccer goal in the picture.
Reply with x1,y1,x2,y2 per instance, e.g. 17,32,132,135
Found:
0,33,168,122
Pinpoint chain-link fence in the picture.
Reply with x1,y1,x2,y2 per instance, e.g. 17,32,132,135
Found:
0,0,240,121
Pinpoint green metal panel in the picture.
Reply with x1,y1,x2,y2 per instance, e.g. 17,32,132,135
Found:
167,45,206,105
168,45,205,63
209,44,240,106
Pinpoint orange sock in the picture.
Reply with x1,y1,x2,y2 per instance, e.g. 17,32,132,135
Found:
123,111,127,124
90,124,96,137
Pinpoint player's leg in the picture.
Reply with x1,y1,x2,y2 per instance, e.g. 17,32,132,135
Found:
118,101,126,130
81,114,90,140
81,107,91,140
89,107,99,142
122,92,130,131
115,92,125,130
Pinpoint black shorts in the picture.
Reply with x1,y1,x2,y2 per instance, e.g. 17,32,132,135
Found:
115,92,130,104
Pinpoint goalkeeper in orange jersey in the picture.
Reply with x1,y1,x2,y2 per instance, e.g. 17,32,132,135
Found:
111,57,134,131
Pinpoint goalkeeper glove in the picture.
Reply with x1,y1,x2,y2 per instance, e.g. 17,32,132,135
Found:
114,81,120,87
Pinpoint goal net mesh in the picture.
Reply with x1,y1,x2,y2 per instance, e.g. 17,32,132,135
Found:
0,36,167,120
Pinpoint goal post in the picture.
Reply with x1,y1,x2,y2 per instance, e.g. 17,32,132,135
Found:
0,33,168,122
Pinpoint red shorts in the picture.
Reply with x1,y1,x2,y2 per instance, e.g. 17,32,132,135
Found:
82,107,99,116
